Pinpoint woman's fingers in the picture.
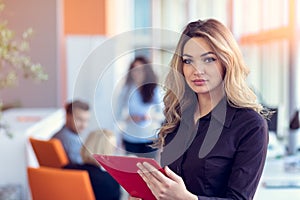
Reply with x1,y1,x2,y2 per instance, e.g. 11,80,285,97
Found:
137,161,171,190
136,162,194,200
137,162,158,190
164,166,183,183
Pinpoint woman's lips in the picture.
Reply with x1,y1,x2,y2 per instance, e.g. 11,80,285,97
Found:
192,79,207,86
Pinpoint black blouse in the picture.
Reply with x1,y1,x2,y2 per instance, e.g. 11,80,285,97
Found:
160,99,268,200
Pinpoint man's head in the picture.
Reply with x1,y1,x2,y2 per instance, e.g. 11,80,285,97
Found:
65,100,90,134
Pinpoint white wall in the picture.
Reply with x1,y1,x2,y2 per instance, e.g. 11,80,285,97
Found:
1,0,64,107
66,36,117,131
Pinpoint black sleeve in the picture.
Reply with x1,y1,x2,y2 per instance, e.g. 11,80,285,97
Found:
198,118,269,200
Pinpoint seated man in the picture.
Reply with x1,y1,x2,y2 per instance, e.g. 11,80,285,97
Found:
52,100,90,164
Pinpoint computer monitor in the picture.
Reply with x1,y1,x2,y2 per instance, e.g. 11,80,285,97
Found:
267,107,278,134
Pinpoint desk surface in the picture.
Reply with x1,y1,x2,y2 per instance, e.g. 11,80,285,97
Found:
254,132,300,199
1,108,64,138
255,157,300,200
0,108,65,200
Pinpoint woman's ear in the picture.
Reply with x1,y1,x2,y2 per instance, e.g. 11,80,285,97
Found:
222,65,226,79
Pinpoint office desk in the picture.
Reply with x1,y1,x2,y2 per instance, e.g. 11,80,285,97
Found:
0,108,64,200
255,157,300,200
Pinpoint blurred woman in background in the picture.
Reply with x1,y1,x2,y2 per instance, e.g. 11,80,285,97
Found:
116,56,164,159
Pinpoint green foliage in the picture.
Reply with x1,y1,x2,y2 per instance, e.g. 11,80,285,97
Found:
0,0,48,90
0,0,48,138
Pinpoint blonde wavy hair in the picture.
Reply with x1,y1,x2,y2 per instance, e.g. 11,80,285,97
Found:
81,129,116,166
157,19,267,147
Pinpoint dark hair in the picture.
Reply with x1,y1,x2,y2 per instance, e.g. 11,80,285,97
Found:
65,100,89,114
125,56,157,103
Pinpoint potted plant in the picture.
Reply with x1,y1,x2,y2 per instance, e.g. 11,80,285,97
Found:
0,0,48,137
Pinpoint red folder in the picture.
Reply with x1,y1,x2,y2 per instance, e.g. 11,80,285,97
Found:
93,154,166,200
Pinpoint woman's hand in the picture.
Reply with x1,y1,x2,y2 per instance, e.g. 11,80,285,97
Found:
136,162,198,200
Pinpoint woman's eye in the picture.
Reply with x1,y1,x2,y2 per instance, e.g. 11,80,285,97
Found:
183,59,192,64
203,57,216,63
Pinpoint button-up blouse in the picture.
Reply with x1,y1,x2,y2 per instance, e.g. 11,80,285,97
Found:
161,98,268,200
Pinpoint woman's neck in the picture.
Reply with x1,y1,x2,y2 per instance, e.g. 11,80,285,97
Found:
196,89,225,119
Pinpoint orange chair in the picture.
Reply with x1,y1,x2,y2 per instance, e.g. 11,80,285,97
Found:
29,137,69,168
27,167,95,200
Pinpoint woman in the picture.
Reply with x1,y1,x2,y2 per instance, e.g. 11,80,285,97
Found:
131,19,269,199
116,56,163,158
65,129,121,200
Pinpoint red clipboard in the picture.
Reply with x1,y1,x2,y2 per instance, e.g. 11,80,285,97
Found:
93,154,165,200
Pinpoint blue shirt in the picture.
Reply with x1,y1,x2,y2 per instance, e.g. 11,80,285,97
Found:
116,85,164,143
52,126,83,164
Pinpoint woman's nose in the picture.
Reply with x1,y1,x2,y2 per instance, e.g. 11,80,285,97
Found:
192,62,205,75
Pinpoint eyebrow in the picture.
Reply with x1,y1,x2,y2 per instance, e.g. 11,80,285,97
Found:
182,51,216,57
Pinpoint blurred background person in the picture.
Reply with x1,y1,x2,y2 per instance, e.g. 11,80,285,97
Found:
65,129,121,200
116,56,164,159
52,100,90,164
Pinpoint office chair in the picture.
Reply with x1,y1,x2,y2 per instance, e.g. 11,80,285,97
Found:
29,137,69,168
27,167,95,200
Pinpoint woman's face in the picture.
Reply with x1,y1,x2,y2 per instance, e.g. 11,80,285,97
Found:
131,60,145,85
182,37,225,96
